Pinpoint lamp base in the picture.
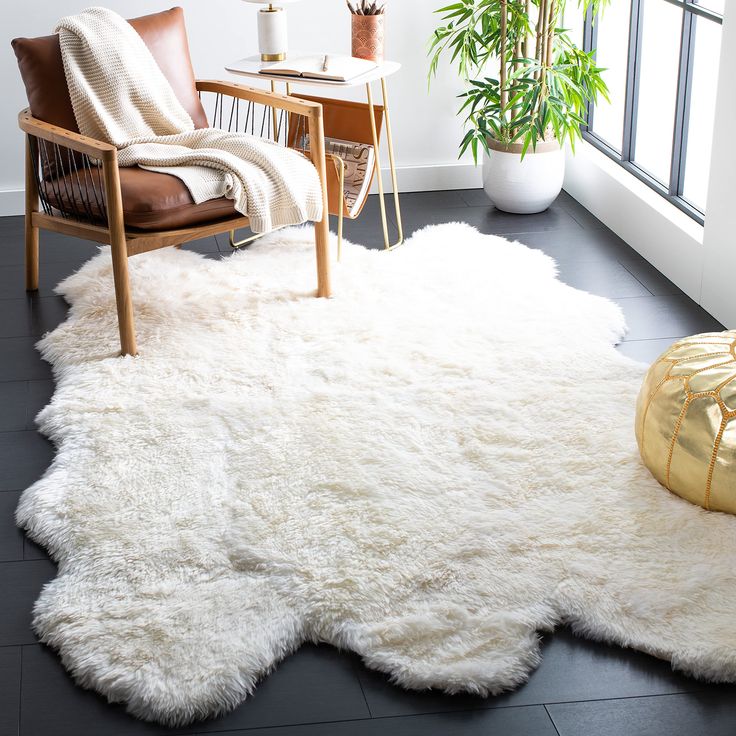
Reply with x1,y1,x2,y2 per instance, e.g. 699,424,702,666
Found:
257,7,288,63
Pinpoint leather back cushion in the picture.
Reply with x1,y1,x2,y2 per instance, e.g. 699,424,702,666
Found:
12,6,208,134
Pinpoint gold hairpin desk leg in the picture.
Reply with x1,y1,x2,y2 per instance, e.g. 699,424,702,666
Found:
229,227,287,249
366,81,404,251
366,82,391,250
380,77,403,249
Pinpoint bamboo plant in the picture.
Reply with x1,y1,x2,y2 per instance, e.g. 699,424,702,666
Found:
428,0,610,160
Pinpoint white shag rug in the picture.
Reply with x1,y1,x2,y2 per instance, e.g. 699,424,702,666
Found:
17,223,736,726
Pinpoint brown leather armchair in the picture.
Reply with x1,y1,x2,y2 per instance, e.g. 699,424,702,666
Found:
12,7,331,356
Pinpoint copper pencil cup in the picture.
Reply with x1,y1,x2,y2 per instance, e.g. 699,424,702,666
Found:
351,14,384,63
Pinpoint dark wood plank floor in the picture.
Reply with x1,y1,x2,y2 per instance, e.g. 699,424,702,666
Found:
0,190,732,736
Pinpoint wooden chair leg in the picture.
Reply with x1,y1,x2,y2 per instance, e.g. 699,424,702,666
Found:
24,136,39,291
25,219,39,292
102,154,137,356
314,215,331,298
110,236,137,356
307,109,332,298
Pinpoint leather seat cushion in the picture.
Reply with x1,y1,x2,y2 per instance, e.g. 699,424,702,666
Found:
12,7,209,133
44,166,239,230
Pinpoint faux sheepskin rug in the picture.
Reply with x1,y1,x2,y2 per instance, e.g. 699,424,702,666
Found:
17,223,736,725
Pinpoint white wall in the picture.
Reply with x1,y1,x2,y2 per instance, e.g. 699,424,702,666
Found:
700,7,736,328
564,4,734,329
0,0,480,214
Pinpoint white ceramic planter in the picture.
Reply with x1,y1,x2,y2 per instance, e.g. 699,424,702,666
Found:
482,138,565,214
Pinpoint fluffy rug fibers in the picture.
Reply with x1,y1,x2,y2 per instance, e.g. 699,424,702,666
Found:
17,223,736,725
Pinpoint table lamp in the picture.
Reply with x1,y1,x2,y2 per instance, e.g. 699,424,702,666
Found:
243,0,299,62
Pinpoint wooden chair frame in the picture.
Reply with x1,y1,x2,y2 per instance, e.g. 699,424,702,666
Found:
18,79,332,357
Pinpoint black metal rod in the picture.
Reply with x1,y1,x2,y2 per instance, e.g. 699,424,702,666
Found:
40,144,68,219
84,155,107,223
276,109,285,143
228,95,236,133
52,144,72,214
259,105,268,139
82,155,103,221
28,136,52,216
621,0,643,161
96,158,108,222
68,147,95,222
58,146,83,221
244,100,252,134
669,10,696,196
582,4,597,134
38,141,53,214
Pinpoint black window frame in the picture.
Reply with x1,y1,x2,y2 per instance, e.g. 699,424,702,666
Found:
582,0,723,226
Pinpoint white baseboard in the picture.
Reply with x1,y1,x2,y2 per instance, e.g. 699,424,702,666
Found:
0,189,24,217
372,162,483,193
0,163,483,218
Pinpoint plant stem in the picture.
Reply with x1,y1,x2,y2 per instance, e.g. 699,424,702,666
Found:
523,0,532,58
535,0,547,81
546,0,556,67
537,0,556,142
500,0,508,130
542,1,549,80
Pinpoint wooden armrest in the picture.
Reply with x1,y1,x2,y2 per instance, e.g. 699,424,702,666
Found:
18,108,117,162
196,80,322,118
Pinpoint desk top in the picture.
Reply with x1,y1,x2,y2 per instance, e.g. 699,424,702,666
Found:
225,55,401,88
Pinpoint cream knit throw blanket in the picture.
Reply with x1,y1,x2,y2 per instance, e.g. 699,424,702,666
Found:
55,7,322,233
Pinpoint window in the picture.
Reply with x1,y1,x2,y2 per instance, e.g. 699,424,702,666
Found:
586,0,631,153
583,0,723,224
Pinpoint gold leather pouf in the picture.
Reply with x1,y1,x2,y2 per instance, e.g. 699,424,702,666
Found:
635,331,736,514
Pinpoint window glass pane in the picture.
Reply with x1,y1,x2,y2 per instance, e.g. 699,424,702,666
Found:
693,0,724,15
563,3,585,47
590,0,632,151
633,0,682,184
682,16,722,212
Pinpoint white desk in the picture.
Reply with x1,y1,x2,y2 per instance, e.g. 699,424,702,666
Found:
225,56,401,88
226,55,403,253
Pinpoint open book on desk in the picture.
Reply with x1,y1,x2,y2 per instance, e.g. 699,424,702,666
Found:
260,54,378,83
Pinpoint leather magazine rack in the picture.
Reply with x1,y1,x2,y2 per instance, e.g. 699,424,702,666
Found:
287,95,384,220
